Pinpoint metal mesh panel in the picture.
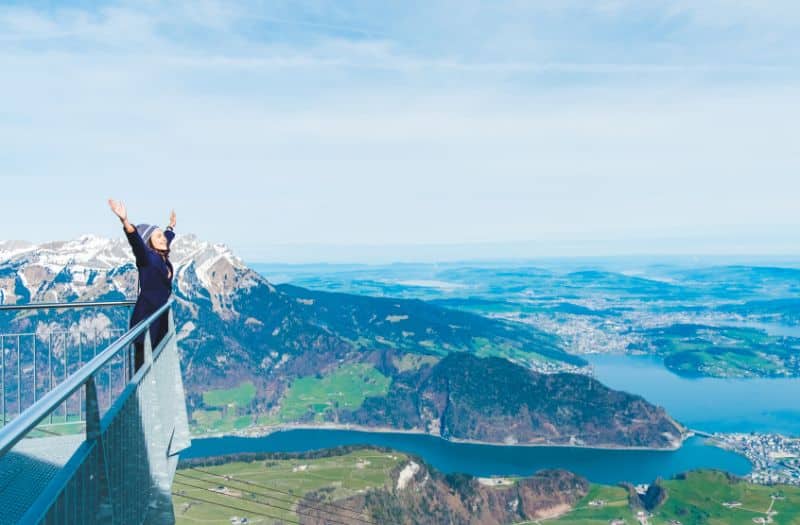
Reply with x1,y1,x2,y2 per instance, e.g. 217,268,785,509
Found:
0,303,190,525
32,330,190,524
0,435,84,525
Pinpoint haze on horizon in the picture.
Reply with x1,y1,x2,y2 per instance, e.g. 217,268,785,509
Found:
1,1,798,263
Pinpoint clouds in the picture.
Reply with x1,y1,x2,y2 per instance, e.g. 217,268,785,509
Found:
3,1,797,70
0,1,798,260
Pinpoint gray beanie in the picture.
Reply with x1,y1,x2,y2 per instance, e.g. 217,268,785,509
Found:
136,224,158,243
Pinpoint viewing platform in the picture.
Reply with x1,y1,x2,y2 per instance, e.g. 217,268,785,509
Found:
0,299,191,524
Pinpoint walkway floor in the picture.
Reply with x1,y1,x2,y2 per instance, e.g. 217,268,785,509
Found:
0,434,83,525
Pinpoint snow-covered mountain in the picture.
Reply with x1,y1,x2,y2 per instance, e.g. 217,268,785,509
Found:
0,232,582,389
0,233,264,318
0,234,686,448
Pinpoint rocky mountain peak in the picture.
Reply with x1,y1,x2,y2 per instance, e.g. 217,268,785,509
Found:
0,232,269,317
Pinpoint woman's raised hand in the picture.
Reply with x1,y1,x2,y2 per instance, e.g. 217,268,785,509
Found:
169,209,177,229
108,198,127,221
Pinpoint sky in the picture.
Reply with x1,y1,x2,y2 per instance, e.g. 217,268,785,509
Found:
1,1,799,262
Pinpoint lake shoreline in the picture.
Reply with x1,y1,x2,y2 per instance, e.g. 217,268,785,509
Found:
181,426,750,484
190,422,689,452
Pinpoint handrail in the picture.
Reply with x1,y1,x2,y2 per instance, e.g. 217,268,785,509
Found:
0,300,136,312
0,298,173,457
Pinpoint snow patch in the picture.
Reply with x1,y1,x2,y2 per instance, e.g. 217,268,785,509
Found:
177,321,196,342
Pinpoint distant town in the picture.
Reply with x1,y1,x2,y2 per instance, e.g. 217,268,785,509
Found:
710,433,800,486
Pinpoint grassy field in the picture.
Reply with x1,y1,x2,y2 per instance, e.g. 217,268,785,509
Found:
202,381,257,408
536,484,637,524
473,336,561,366
191,381,258,434
173,454,800,525
191,409,253,434
277,363,391,422
544,470,800,525
190,366,392,433
653,470,800,525
173,449,405,524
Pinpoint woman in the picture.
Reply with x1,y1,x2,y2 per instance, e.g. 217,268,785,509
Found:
108,198,176,372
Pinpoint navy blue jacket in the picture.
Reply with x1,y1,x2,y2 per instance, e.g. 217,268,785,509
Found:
125,227,175,346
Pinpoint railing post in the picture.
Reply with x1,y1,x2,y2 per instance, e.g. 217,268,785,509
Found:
86,376,113,524
127,303,134,383
107,333,113,409
48,332,53,424
62,332,68,421
63,332,68,423
144,330,154,366
79,333,83,422
127,343,133,382
1,335,5,427
17,335,21,419
33,335,37,404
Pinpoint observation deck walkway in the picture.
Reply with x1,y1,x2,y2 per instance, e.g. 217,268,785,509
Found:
0,299,190,524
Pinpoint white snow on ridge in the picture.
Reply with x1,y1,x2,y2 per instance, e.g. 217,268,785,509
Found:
0,240,36,262
1,233,248,274
0,233,267,313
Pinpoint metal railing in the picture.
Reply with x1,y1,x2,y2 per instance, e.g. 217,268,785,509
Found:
0,301,136,430
0,299,191,524
0,300,137,312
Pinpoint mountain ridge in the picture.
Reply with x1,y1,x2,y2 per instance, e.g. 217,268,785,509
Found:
0,233,684,449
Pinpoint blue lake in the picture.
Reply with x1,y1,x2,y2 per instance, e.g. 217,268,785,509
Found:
587,354,800,436
181,354,800,483
182,431,749,485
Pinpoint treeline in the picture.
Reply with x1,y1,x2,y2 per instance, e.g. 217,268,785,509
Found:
177,444,397,468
